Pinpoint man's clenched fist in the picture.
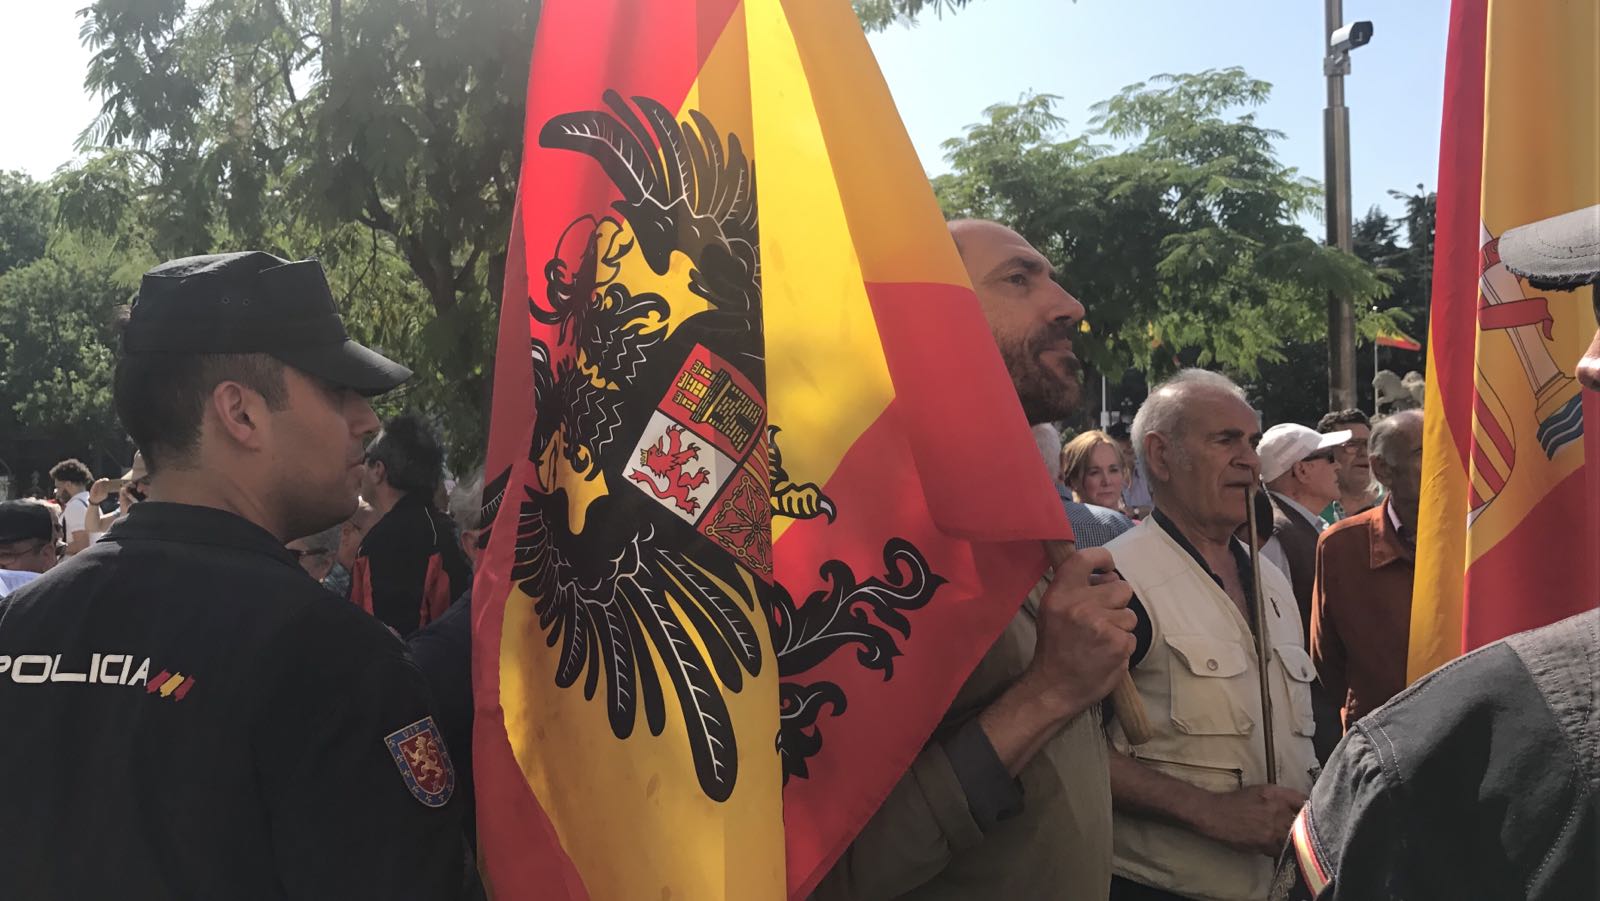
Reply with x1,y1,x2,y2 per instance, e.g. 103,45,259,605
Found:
1020,546,1137,721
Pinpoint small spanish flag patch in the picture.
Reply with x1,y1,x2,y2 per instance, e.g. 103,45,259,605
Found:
1290,806,1331,896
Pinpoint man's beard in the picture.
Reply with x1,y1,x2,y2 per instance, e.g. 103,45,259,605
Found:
1000,324,1082,424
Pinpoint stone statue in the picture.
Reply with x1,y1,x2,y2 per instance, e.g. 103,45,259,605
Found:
1374,369,1424,414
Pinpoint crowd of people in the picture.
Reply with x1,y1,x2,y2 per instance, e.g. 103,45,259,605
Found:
0,207,1595,900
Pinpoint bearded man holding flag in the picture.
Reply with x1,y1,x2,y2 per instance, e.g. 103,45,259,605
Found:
811,220,1138,900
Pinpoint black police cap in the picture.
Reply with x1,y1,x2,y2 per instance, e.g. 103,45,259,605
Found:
0,500,56,545
122,251,412,396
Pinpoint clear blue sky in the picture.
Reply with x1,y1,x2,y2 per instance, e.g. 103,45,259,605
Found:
1,0,1448,229
866,0,1449,227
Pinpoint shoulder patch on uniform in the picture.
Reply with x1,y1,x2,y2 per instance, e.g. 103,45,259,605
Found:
384,716,455,808
1290,805,1331,896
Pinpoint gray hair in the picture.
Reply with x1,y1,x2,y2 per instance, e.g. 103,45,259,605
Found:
1369,409,1424,466
1130,368,1249,484
447,467,485,536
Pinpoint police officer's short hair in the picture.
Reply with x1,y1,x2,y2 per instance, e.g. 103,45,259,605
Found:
365,413,445,497
48,459,92,487
114,350,289,475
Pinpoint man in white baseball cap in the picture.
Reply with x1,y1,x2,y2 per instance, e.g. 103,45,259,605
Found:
1257,422,1349,760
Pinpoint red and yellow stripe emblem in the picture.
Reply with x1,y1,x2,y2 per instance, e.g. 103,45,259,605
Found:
1291,807,1331,896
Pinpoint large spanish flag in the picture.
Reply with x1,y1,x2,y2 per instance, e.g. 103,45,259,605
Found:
1410,0,1600,682
471,1,1073,897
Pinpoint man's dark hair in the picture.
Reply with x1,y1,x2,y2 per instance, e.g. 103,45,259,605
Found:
366,413,445,497
48,459,92,486
1318,408,1371,433
114,352,289,474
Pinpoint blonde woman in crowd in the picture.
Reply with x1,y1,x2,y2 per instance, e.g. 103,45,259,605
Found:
1059,430,1131,516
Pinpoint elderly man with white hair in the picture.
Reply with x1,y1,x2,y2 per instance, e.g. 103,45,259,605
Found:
1102,369,1317,901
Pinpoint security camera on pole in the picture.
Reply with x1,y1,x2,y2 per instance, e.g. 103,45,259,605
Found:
1323,8,1374,411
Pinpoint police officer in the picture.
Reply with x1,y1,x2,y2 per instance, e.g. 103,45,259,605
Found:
1271,204,1599,899
0,252,464,899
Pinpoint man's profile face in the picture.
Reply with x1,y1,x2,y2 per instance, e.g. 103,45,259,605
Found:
264,369,380,539
952,221,1087,424
1372,418,1425,512
1155,391,1263,532
1297,452,1342,509
1333,422,1372,494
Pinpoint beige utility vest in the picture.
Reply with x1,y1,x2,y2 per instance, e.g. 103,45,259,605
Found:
1104,519,1318,901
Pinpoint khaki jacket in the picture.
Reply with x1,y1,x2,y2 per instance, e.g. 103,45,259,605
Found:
1105,519,1317,901
811,579,1112,901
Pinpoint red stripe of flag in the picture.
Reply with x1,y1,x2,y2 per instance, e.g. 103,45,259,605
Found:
1473,395,1517,467
1463,466,1597,647
1472,443,1507,494
1427,0,1489,472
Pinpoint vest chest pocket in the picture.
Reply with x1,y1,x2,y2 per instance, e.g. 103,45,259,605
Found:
1164,634,1255,736
1273,643,1317,737
1131,752,1245,794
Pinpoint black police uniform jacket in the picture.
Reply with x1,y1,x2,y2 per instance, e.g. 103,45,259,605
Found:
1272,608,1597,900
0,502,463,899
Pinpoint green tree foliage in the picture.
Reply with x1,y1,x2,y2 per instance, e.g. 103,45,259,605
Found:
72,0,539,465
0,170,142,469
0,172,53,277
1254,186,1435,423
0,232,132,456
934,69,1397,396
853,0,982,31
0,157,451,472
1362,186,1436,342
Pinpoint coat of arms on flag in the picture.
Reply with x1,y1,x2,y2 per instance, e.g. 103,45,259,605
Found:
1411,0,1598,680
471,1,1073,897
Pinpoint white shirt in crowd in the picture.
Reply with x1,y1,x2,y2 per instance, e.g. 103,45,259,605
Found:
60,491,91,543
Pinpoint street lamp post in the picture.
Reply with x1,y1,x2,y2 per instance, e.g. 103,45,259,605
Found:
1323,5,1373,411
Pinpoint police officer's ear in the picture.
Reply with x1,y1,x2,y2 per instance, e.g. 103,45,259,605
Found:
208,379,274,452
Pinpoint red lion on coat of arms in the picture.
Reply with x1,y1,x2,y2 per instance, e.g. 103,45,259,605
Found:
629,424,711,514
